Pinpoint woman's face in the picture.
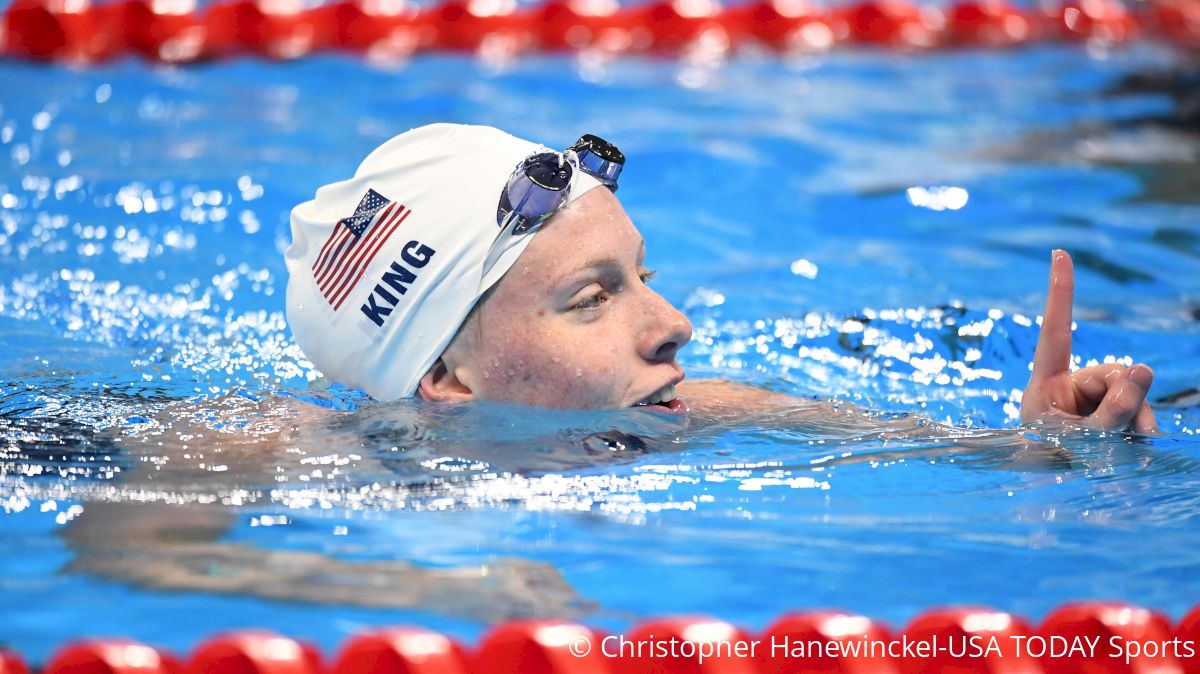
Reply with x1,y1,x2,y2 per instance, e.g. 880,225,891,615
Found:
428,188,693,411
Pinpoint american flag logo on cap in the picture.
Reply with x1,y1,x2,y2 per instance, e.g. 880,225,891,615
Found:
311,188,412,310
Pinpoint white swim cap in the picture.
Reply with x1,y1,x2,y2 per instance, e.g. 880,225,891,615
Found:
285,123,604,401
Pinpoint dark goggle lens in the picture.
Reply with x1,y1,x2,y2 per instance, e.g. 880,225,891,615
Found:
569,134,624,191
497,152,573,232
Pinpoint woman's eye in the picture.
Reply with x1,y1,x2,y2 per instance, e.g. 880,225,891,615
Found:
573,292,609,310
640,269,657,284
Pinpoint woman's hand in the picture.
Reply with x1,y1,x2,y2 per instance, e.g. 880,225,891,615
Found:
1019,250,1158,434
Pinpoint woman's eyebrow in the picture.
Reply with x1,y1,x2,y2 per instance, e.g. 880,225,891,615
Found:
553,259,622,289
552,238,647,289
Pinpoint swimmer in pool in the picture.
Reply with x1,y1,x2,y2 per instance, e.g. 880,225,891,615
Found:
55,124,1162,625
285,123,1159,434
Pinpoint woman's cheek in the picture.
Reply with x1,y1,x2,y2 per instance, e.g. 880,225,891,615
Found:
534,347,611,406
567,339,626,405
475,318,627,407
527,343,622,407
479,333,578,403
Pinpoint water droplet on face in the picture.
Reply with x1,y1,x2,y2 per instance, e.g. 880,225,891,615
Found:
576,368,583,377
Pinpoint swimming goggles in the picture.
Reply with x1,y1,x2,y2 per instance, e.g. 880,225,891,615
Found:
495,134,625,234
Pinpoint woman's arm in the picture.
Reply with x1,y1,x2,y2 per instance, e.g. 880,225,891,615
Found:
680,378,1074,469
59,501,593,623
682,251,1159,445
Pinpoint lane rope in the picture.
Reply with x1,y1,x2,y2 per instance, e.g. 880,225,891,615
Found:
5,602,1200,674
1,0,1196,62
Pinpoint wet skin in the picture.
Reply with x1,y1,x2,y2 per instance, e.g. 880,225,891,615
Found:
419,188,692,411
419,189,1158,434
1019,250,1158,434
54,203,1161,625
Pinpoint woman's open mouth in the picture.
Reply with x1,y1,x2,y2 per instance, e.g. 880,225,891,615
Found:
632,384,689,414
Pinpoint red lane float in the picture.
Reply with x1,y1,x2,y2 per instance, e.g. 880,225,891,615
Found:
755,611,899,674
187,632,321,674
421,0,530,53
3,0,116,60
833,0,942,47
527,0,621,50
311,0,422,54
1045,0,1138,42
1144,0,1200,47
0,650,30,674
473,621,608,674
106,0,207,61
621,617,757,674
619,0,728,53
14,607,1200,674
1,0,1197,61
946,0,1032,46
718,0,835,51
201,0,322,59
1038,603,1184,674
530,0,728,54
44,641,177,674
1176,606,1200,674
332,628,469,674
901,608,1041,674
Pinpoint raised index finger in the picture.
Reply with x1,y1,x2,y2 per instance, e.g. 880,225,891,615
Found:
1030,249,1075,381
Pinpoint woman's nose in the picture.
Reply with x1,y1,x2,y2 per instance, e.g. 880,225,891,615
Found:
640,288,693,362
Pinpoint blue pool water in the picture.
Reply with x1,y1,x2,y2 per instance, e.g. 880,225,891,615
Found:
2,37,1200,664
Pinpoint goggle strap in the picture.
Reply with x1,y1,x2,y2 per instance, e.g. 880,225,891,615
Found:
482,211,523,279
